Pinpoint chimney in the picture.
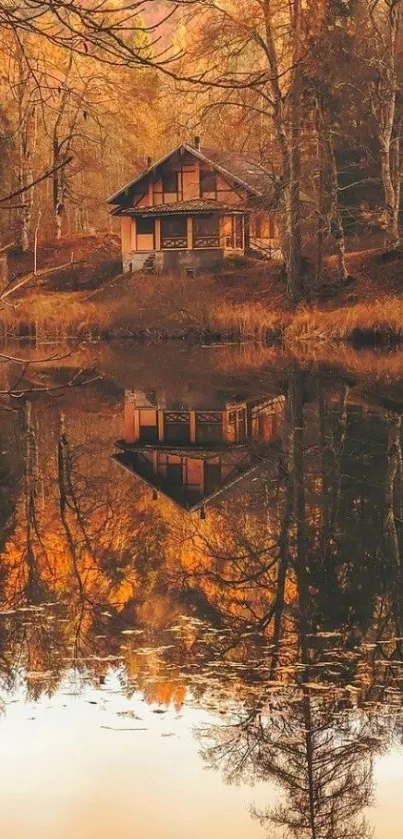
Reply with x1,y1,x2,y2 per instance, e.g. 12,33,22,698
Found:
146,155,152,168
194,135,201,151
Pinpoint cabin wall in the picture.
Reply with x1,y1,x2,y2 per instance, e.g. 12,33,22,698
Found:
216,175,244,204
129,158,254,208
120,217,132,254
182,161,200,199
136,193,152,208
136,233,154,250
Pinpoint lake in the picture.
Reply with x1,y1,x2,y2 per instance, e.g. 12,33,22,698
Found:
0,340,403,838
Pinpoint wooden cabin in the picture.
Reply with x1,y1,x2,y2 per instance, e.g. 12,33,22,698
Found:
107,139,281,274
114,389,286,514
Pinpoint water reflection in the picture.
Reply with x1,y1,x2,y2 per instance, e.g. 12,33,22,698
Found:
0,344,403,836
114,386,285,512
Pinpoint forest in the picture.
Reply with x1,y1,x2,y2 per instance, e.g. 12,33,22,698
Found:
1,0,403,308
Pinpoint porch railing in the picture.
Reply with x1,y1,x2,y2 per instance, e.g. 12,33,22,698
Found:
194,236,220,249
161,237,187,249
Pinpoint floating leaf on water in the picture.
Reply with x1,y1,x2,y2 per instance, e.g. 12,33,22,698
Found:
117,711,142,720
101,726,149,732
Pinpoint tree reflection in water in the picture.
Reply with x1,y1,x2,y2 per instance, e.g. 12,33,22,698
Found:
0,356,402,837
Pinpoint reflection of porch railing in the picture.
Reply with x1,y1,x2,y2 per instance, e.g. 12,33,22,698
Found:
165,412,189,423
194,236,220,249
196,412,222,423
161,237,187,249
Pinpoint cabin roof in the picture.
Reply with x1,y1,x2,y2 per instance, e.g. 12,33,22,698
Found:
113,448,261,513
112,198,248,217
107,142,277,205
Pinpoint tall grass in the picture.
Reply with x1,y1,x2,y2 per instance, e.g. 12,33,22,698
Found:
285,297,403,344
3,268,403,346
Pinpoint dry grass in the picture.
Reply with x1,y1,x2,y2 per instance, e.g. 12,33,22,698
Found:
285,297,403,344
3,242,403,345
211,301,287,340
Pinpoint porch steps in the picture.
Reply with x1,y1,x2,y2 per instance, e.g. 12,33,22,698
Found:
143,253,157,273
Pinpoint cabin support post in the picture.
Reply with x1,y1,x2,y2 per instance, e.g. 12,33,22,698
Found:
157,411,165,443
131,219,137,251
155,218,161,251
187,216,193,249
152,450,158,474
189,410,197,443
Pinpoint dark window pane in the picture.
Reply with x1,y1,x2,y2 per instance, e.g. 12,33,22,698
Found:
194,215,220,248
200,166,217,195
137,217,155,235
161,216,187,238
161,216,188,249
194,216,219,237
139,425,158,443
162,171,178,193
165,422,190,444
196,423,223,445
204,462,222,494
166,463,183,485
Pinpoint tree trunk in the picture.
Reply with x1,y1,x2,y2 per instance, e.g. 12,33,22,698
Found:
377,3,401,250
381,139,400,249
53,141,65,241
263,0,305,303
316,101,349,281
286,0,304,302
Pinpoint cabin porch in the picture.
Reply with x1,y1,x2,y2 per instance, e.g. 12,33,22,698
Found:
120,208,246,274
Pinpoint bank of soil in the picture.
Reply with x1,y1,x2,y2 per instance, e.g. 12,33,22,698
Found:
2,235,403,345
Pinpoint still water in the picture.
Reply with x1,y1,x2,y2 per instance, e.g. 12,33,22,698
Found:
1,340,403,838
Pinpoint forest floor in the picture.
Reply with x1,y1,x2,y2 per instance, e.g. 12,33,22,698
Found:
2,233,403,345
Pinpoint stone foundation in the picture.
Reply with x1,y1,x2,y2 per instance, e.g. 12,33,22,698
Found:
122,248,227,275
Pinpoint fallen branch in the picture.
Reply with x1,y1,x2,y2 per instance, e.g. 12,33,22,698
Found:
0,260,79,301
0,158,73,206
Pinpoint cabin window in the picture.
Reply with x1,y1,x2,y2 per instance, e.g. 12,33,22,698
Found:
161,216,187,249
194,215,220,248
136,217,155,235
136,216,155,250
223,216,244,249
234,215,243,249
162,171,178,196
200,165,217,196
254,214,263,238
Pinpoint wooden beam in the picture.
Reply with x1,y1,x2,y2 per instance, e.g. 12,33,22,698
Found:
155,218,161,251
187,216,193,249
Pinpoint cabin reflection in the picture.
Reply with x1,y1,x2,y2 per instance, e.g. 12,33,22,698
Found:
114,389,285,514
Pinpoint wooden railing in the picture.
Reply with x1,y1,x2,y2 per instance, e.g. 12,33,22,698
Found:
196,412,222,424
194,236,220,249
165,412,190,423
161,237,187,250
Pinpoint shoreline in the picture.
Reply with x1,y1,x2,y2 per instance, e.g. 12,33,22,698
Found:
4,238,403,349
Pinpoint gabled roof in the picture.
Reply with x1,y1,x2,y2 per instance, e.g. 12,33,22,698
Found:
107,142,277,205
113,447,261,513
